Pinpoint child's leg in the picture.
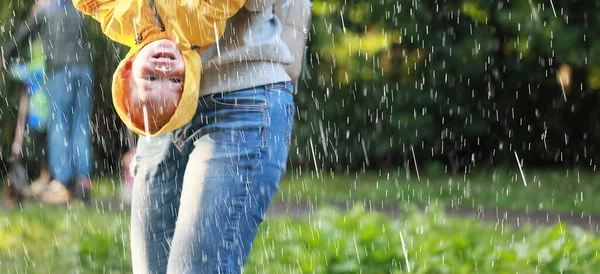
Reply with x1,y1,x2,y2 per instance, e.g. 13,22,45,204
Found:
46,67,75,186
35,131,51,182
71,64,94,182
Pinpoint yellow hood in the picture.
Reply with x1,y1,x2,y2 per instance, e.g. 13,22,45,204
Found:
73,0,244,136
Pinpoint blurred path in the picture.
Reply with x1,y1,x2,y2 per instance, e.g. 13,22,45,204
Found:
266,200,600,232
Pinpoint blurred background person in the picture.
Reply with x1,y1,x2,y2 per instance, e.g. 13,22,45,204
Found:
2,0,95,204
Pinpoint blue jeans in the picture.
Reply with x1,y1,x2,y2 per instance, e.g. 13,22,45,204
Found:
130,82,295,273
46,64,94,185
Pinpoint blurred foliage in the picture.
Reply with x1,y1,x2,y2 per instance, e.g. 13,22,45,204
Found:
0,0,131,178
2,0,600,176
249,203,600,273
0,204,131,273
293,0,600,173
2,201,599,273
0,0,32,176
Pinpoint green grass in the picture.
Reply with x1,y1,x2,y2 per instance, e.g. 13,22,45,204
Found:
277,168,600,215
91,168,600,216
247,204,600,273
2,168,600,272
3,202,600,273
0,203,131,273
91,177,123,197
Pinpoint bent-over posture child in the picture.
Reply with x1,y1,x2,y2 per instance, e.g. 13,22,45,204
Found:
74,0,245,135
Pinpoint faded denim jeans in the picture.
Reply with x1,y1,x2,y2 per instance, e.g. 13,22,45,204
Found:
130,82,295,273
46,64,94,185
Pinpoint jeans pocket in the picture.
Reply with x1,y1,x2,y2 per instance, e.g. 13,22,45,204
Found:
209,91,268,111
269,82,294,95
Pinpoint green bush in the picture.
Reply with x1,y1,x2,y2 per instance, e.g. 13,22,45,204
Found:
292,0,600,171
4,1,600,174
0,1,131,178
247,204,600,273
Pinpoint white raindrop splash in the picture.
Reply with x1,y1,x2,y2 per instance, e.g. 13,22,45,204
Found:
514,151,527,187
399,231,411,272
143,105,151,143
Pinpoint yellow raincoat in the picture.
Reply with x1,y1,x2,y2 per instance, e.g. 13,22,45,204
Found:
73,0,245,136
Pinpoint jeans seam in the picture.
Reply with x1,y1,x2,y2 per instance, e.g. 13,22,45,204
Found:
221,144,263,273
220,90,268,269
261,90,270,148
285,104,293,146
222,195,247,272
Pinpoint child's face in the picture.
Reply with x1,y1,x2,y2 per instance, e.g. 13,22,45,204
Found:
123,39,185,133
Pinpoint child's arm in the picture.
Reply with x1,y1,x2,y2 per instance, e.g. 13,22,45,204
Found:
72,0,114,28
72,0,136,46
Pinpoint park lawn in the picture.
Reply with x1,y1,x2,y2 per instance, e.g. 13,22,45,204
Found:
246,204,600,273
3,168,599,272
0,203,131,273
2,202,600,273
276,168,600,215
92,168,600,215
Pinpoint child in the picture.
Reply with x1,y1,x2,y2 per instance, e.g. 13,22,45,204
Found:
9,40,49,132
73,0,245,135
8,39,52,196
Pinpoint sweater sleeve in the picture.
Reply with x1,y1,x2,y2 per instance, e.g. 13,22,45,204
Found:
244,0,276,12
196,0,246,19
189,0,246,47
